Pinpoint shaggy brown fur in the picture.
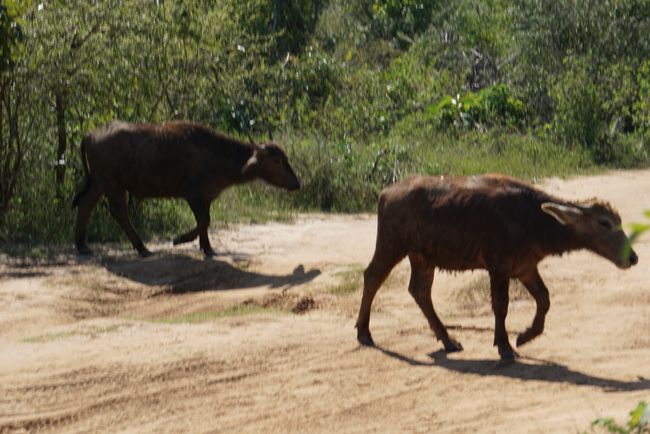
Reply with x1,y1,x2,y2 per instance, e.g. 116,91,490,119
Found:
72,120,300,257
356,174,638,360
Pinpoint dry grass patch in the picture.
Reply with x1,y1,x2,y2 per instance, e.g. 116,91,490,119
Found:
454,274,530,314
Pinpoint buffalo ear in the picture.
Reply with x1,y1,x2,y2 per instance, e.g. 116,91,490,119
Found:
256,144,270,157
241,154,259,176
541,202,584,225
241,146,269,176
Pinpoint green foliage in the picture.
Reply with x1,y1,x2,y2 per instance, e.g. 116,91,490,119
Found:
551,56,649,166
0,0,25,72
427,84,526,131
634,61,650,139
628,210,650,244
1,0,650,250
592,401,650,434
510,0,650,121
363,0,437,45
551,58,606,153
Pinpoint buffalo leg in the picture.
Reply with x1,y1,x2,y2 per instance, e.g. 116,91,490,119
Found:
74,181,103,255
186,197,214,257
516,268,550,347
407,254,462,352
106,190,151,257
172,227,199,245
489,271,516,360
355,249,402,346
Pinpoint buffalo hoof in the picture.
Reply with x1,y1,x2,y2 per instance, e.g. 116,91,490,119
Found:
203,248,216,258
357,332,375,347
443,339,463,353
499,349,518,362
516,332,534,347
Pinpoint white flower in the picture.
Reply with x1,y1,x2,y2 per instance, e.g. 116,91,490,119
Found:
451,98,457,106
38,3,44,11
237,44,245,53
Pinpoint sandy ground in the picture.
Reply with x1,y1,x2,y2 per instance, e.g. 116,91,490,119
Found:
1,170,649,433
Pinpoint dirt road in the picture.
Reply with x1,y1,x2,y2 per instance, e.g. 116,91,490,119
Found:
1,170,649,433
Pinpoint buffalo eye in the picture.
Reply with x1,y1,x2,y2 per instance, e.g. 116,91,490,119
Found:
273,158,282,166
597,217,613,230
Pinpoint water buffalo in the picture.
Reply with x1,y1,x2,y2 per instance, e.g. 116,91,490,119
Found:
72,120,301,257
356,174,639,360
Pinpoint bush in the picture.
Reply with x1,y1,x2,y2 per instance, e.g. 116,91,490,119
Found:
551,58,605,153
426,84,526,131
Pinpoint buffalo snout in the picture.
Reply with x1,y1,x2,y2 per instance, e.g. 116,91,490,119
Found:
287,178,301,191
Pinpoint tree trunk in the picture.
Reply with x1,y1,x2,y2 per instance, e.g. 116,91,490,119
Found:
55,92,67,189
0,80,22,218
0,80,6,216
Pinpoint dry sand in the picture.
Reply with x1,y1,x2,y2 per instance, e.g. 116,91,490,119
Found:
1,169,649,433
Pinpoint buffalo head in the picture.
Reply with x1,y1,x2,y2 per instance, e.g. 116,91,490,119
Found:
542,201,639,269
242,143,301,191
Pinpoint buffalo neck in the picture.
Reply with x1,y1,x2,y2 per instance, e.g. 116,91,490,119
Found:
197,128,255,183
536,200,585,258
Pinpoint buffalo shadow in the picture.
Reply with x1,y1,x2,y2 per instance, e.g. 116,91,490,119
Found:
102,252,320,294
370,345,650,392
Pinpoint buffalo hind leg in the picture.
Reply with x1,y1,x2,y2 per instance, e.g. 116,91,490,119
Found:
516,268,550,347
74,181,103,255
408,254,462,352
489,271,516,360
355,250,403,346
172,227,199,246
186,197,214,257
106,190,151,257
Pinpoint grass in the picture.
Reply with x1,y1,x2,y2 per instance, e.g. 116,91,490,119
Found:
455,274,530,312
23,325,124,343
151,304,284,324
327,266,365,295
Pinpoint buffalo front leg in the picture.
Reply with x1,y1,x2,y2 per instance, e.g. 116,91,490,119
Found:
106,190,151,257
355,251,402,346
407,254,462,352
516,268,550,347
187,197,214,257
489,271,516,360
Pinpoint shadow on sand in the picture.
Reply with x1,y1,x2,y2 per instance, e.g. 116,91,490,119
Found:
371,346,650,392
102,253,321,294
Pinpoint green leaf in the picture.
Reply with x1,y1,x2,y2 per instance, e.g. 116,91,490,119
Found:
628,401,648,428
628,223,650,244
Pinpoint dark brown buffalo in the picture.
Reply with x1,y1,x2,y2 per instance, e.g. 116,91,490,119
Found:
72,120,300,257
356,174,639,360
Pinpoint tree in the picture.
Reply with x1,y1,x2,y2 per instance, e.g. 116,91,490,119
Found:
0,0,26,218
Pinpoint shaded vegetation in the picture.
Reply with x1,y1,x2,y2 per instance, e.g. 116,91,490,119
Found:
1,0,649,248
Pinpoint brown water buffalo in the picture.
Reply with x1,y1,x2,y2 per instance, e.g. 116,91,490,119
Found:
72,120,300,257
356,174,639,360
